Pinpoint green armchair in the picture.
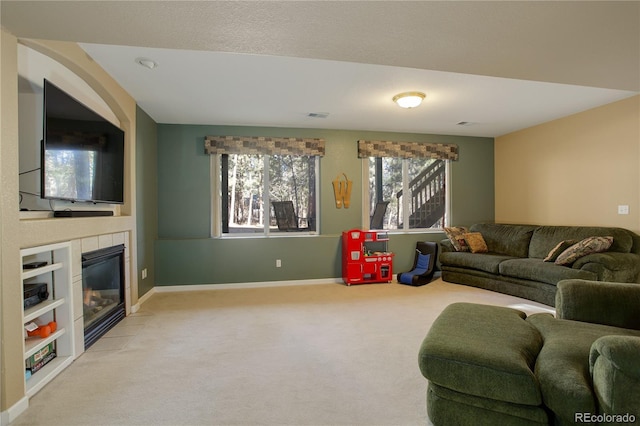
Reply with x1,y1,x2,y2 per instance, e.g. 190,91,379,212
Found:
555,279,640,329
418,279,640,425
554,279,640,420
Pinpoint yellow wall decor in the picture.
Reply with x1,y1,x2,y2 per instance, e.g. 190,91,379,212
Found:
332,173,353,209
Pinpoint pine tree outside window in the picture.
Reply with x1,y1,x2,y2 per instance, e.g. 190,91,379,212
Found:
205,136,323,237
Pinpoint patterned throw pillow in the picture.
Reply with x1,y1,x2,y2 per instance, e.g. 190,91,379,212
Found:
463,232,489,253
555,236,614,266
543,240,577,262
443,226,469,252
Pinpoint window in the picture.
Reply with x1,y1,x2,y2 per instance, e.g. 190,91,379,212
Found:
367,157,448,230
269,154,317,232
218,154,318,235
205,136,324,237
221,153,265,233
358,139,458,232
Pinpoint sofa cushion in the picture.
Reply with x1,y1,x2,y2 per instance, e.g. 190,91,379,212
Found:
439,251,515,274
463,232,488,253
419,303,543,406
555,236,613,266
469,223,536,258
529,226,633,259
543,239,577,262
444,226,470,252
526,313,640,424
499,258,597,285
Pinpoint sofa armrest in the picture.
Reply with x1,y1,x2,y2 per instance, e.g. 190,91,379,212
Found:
590,336,640,416
556,279,640,329
573,252,640,281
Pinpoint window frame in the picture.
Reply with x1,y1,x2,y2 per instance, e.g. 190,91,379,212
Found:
211,154,320,238
361,157,451,233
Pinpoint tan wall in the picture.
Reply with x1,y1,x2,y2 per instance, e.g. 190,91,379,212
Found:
1,32,138,415
495,95,640,235
1,28,24,415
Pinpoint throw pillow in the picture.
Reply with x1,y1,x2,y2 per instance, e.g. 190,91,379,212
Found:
543,239,577,262
555,236,614,266
444,226,470,252
463,232,489,253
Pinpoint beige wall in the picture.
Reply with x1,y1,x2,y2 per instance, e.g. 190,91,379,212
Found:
1,32,138,417
495,95,640,235
1,28,24,416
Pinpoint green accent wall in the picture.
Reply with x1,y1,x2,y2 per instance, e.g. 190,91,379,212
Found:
135,106,158,296
154,124,494,286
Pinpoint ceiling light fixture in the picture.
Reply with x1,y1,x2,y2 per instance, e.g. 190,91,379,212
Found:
392,91,426,109
135,57,158,70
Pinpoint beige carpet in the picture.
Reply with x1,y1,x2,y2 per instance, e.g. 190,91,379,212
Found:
12,279,553,426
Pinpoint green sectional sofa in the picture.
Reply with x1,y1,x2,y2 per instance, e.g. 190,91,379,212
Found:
418,279,640,425
439,223,640,306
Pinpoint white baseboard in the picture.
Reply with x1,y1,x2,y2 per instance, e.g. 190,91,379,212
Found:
153,278,344,293
1,396,29,425
130,278,343,311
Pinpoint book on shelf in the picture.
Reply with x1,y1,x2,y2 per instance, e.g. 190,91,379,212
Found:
26,342,57,376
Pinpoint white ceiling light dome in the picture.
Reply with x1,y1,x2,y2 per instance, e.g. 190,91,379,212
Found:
392,91,426,108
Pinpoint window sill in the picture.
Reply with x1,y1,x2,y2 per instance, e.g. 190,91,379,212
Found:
377,228,445,235
215,232,319,239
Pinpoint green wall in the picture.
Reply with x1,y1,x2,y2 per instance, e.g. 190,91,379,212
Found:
154,124,494,286
135,106,158,296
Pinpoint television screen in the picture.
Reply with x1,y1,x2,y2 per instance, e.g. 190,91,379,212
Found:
42,79,125,204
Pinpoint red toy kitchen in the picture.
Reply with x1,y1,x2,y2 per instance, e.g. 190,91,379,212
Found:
341,229,394,285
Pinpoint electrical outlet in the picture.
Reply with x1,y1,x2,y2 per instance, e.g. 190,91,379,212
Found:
276,259,281,268
142,268,147,279
618,205,630,215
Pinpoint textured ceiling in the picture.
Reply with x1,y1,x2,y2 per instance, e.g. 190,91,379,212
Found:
3,1,639,136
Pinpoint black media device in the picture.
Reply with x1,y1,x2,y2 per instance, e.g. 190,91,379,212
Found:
42,79,125,205
24,283,49,309
53,210,114,218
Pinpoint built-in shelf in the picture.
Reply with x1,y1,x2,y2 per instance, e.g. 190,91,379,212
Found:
21,242,75,399
22,262,63,280
24,328,66,359
24,298,65,323
25,355,74,397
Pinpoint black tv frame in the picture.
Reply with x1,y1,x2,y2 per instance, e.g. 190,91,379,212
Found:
41,79,125,205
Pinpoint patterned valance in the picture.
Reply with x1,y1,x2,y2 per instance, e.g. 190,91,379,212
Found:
205,136,325,156
357,140,458,161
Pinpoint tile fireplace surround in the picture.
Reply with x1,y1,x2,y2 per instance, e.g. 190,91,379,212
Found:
71,231,131,357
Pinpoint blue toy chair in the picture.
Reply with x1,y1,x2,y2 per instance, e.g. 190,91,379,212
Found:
397,241,439,286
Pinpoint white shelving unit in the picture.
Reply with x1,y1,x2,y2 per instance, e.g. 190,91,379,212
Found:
21,241,75,397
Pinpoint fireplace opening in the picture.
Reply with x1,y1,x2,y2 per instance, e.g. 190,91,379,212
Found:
82,244,126,349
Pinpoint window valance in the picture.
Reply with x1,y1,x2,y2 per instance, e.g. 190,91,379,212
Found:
205,136,325,156
357,140,458,161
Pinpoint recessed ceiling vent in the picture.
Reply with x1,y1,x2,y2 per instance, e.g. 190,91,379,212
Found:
456,121,476,126
308,112,330,119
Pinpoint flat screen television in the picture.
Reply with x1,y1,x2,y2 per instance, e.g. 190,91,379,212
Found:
42,79,125,204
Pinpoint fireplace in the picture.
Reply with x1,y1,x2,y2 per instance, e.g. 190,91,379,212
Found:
82,244,126,349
